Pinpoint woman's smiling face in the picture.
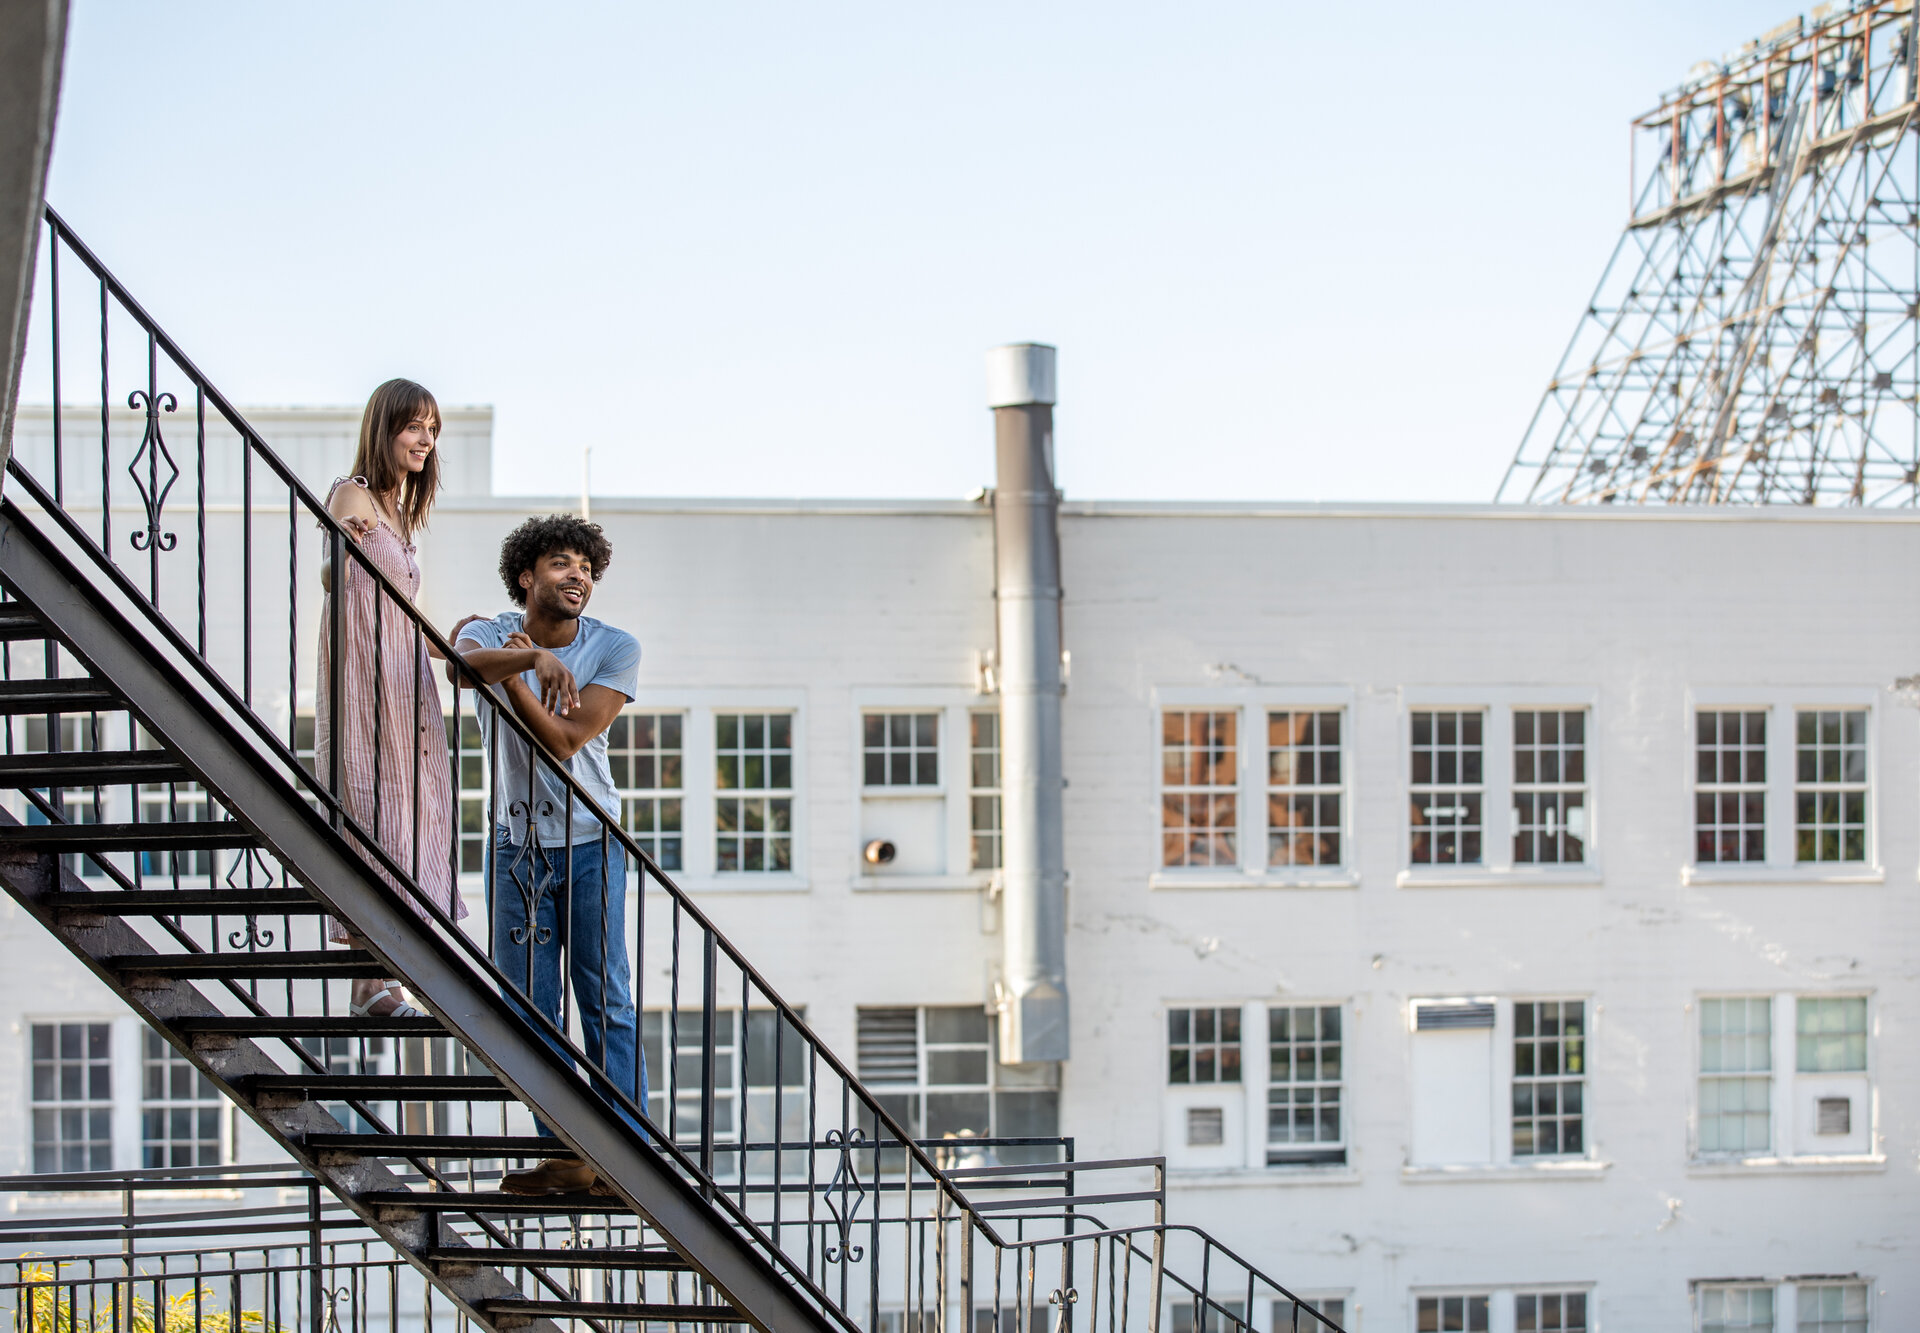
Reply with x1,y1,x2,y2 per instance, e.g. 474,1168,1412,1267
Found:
390,410,438,475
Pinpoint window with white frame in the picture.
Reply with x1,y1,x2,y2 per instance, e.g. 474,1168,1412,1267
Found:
1167,1298,1245,1333
1272,1296,1346,1331
610,711,684,871
1795,1282,1868,1333
969,711,1002,871
1168,1006,1241,1085
142,1028,225,1168
864,712,939,787
1796,996,1867,1074
30,1022,112,1172
1161,709,1237,868
137,726,217,879
1266,710,1342,867
1794,709,1867,863
21,715,107,879
1699,997,1771,1154
1517,1292,1589,1332
1513,709,1587,864
1266,1005,1343,1165
1698,1283,1774,1332
445,711,487,875
1512,1000,1585,1157
1696,710,1767,863
855,1006,1058,1161
715,712,793,872
1410,710,1483,865
1418,1294,1490,1332
642,1007,807,1176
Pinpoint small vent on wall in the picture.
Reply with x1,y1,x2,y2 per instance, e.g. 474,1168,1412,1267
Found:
1816,1096,1852,1135
1415,1001,1496,1030
1186,1106,1225,1147
856,1009,919,1082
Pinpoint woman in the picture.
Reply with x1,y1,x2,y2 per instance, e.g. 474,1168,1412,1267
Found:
318,378,469,1018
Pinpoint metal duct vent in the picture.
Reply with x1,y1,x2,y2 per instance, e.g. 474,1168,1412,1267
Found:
1817,1096,1852,1135
856,1008,919,1083
1415,1001,1496,1030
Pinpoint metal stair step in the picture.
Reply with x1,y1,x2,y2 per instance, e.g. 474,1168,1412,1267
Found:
359,1189,635,1214
425,1245,692,1272
0,750,195,786
48,888,323,914
0,678,124,714
480,1300,745,1323
246,1073,512,1099
104,949,386,978
0,606,56,642
0,821,259,851
306,1133,557,1156
178,1015,446,1038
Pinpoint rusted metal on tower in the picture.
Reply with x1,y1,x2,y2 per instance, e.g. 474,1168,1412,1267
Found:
1501,0,1920,505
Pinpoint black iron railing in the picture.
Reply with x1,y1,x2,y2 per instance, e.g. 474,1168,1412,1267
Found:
1,205,1343,1333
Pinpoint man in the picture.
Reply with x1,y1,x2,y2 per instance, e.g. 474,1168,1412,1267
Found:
455,513,644,1196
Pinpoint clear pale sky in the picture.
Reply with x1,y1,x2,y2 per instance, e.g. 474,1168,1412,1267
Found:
42,2,1796,502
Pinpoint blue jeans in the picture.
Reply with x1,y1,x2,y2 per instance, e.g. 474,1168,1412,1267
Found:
489,831,645,1140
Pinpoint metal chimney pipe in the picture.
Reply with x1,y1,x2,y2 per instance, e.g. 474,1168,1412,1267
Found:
987,343,1069,1064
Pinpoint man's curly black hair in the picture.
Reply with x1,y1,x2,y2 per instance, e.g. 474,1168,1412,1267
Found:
497,514,613,607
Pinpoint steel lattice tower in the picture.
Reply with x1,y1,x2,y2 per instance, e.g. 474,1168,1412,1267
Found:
1501,1,1920,505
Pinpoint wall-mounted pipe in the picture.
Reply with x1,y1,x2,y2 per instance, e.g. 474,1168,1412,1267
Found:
987,342,1068,1063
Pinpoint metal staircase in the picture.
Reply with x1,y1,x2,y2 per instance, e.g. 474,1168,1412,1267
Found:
0,207,1344,1333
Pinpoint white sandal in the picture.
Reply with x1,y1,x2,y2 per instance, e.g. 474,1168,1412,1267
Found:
349,981,427,1020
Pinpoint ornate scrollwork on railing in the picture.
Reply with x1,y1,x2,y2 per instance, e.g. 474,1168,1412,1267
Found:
1050,1288,1079,1333
821,1126,869,1263
125,388,180,553
503,800,557,947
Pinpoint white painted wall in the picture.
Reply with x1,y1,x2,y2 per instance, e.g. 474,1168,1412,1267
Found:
0,409,1912,1329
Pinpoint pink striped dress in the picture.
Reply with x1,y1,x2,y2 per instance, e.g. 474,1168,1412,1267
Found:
317,478,466,943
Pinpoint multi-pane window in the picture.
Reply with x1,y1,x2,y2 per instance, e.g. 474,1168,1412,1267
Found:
864,712,939,787
610,712,683,871
1168,1007,1242,1085
137,728,215,878
1794,710,1867,863
1161,710,1237,868
1168,1299,1245,1333
1796,1282,1867,1333
1418,1295,1490,1332
1517,1292,1589,1333
1266,710,1342,867
644,1007,810,1174
1696,710,1767,863
855,1007,1058,1162
1796,996,1867,1073
1273,1298,1346,1331
1699,1284,1774,1332
716,712,793,872
1699,997,1772,1154
23,715,106,879
30,1023,112,1172
1267,1005,1343,1165
445,712,487,874
1410,710,1483,865
1513,709,1587,864
141,1028,223,1168
1513,1000,1585,1157
969,712,1002,871
299,1035,389,1136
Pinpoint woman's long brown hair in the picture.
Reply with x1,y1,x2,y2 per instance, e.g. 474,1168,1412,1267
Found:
349,378,442,538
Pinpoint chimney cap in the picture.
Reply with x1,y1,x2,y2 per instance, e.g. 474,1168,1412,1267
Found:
986,343,1057,408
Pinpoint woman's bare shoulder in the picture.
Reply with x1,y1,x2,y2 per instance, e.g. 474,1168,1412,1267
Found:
327,478,377,521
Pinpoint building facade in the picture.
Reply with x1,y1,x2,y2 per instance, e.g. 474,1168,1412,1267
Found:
0,405,1912,1331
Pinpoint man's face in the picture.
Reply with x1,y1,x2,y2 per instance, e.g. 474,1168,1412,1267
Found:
520,548,595,620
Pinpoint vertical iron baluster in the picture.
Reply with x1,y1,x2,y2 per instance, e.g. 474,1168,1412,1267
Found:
196,396,206,655
48,223,61,504
371,576,383,844
98,275,109,552
668,901,681,1147
410,618,421,884
806,1045,818,1283
287,478,296,777
771,994,785,1246
142,333,160,601
699,929,717,1189
328,527,345,820
737,964,749,1210
241,433,251,706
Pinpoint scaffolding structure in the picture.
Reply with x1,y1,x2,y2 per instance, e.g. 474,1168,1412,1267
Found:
1500,0,1920,505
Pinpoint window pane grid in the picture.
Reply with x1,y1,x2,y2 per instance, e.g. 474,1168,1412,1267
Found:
1794,709,1867,863
444,712,487,875
1168,1006,1241,1085
1410,710,1483,865
1416,1296,1490,1332
970,712,1002,871
611,712,684,871
1513,1000,1585,1157
1795,996,1867,1072
854,1006,1058,1160
1266,711,1342,868
1700,1284,1775,1333
1162,710,1237,868
1696,710,1766,863
716,712,793,873
1516,1292,1588,1333
31,1022,112,1173
1795,1282,1867,1333
1699,996,1771,1154
1513,709,1587,864
1267,1005,1342,1161
141,1027,223,1168
864,712,939,787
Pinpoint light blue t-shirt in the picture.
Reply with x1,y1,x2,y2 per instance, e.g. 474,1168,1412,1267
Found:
459,611,641,847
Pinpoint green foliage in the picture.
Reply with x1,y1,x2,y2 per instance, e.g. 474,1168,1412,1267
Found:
9,1264,283,1333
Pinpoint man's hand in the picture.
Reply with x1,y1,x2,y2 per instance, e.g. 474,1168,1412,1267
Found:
507,633,580,716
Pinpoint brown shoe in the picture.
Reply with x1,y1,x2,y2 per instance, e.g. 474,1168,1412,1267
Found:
500,1157,596,1195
